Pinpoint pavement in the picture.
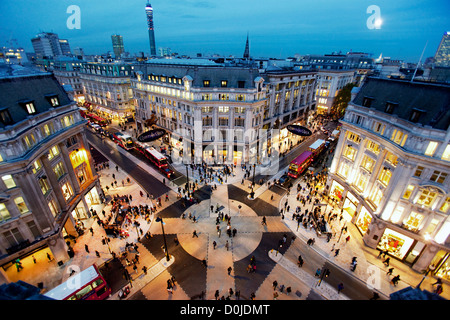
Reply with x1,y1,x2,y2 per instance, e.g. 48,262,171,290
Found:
2,119,448,301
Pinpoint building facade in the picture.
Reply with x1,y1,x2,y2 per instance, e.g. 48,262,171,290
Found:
80,62,135,121
31,32,71,59
327,77,450,280
0,67,101,279
132,59,317,166
111,35,125,58
434,32,450,68
315,69,355,115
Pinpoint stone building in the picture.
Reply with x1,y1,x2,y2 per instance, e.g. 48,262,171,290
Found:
327,76,450,279
0,65,101,281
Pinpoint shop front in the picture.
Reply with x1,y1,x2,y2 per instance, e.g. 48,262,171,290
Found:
329,180,344,203
377,227,415,260
431,250,450,282
343,192,359,222
355,206,372,235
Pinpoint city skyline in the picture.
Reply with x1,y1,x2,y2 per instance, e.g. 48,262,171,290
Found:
0,0,449,61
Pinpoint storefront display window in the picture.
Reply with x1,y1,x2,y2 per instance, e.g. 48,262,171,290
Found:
343,192,358,220
432,251,450,281
377,228,414,260
356,207,372,235
330,181,344,201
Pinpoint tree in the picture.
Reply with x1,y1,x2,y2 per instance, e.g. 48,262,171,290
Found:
330,82,356,120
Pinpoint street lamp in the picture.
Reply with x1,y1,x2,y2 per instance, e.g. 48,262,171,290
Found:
185,164,189,197
155,217,170,261
250,163,256,199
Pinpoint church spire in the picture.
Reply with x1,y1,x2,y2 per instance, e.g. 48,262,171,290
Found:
243,33,250,59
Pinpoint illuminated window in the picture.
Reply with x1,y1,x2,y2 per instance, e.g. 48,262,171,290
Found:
425,141,438,156
202,106,212,113
48,199,58,217
430,170,447,184
385,151,398,166
441,144,450,161
343,145,357,161
41,123,54,137
218,117,229,126
416,189,437,207
203,80,210,87
390,129,408,146
50,97,59,107
366,140,380,154
0,203,11,222
14,197,29,214
337,161,350,178
439,197,450,213
369,187,383,207
435,221,450,244
378,167,392,186
23,133,36,149
38,177,51,195
414,166,425,177
424,219,440,238
354,172,368,192
403,212,424,232
25,102,36,115
218,106,229,113
402,185,415,200
2,175,16,189
61,115,74,128
360,155,375,172
221,80,228,87
61,182,73,201
235,107,245,114
53,162,66,180
48,145,60,161
347,132,361,144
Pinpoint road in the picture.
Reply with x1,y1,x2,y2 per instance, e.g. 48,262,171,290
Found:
86,129,171,199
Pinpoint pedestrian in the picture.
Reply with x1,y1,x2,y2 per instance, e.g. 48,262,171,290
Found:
391,275,400,286
315,268,321,278
345,235,350,243
213,241,217,250
383,257,390,267
228,288,234,297
85,244,90,253
227,266,232,276
286,287,291,295
32,255,37,264
95,250,100,257
273,280,278,290
334,249,340,257
142,266,148,275
262,216,267,226
215,290,220,300
46,252,52,262
250,292,255,300
225,240,229,251
387,268,394,276
298,255,304,267
193,230,198,238
370,292,380,300
337,283,344,294
235,290,240,300
273,291,279,300
89,227,94,235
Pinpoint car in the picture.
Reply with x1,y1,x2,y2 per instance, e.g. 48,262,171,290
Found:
89,123,102,132
161,168,173,178
278,174,290,185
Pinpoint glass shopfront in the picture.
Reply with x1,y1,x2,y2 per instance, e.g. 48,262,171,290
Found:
377,228,414,260
431,250,450,281
343,192,359,221
356,207,372,235
330,180,344,201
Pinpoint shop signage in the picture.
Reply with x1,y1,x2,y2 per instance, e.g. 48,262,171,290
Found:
287,125,312,136
137,129,166,142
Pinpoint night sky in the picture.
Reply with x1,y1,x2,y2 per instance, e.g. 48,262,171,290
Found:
1,0,448,61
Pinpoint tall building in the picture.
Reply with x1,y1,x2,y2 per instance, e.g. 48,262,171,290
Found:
327,77,450,278
434,32,450,67
31,32,71,59
111,34,125,58
132,58,317,165
79,62,134,121
146,2,157,56
0,65,101,281
315,69,355,115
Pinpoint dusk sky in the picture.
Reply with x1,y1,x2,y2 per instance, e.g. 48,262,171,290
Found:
1,0,448,62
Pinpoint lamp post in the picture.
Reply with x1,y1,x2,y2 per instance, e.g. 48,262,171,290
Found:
185,164,189,197
156,217,170,261
250,163,256,198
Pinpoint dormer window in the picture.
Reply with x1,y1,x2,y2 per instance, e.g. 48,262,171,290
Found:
221,80,228,88
45,94,59,107
19,100,36,115
203,80,210,87
385,101,398,114
410,108,425,123
0,108,13,125
362,96,374,108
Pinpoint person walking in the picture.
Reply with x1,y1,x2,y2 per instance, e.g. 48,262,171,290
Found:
337,283,344,294
225,240,229,251
334,249,340,257
227,266,232,276
298,255,304,267
193,230,199,238
85,244,90,253
387,267,394,276
213,241,217,250
391,275,400,286
273,280,278,290
383,257,390,267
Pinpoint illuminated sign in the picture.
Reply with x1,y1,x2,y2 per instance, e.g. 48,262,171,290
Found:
137,129,166,142
287,125,312,136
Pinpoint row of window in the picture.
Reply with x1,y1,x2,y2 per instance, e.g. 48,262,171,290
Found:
0,95,59,125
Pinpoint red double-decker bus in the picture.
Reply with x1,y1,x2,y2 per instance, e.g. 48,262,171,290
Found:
288,151,314,179
43,264,111,300
85,113,108,126
134,142,173,178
